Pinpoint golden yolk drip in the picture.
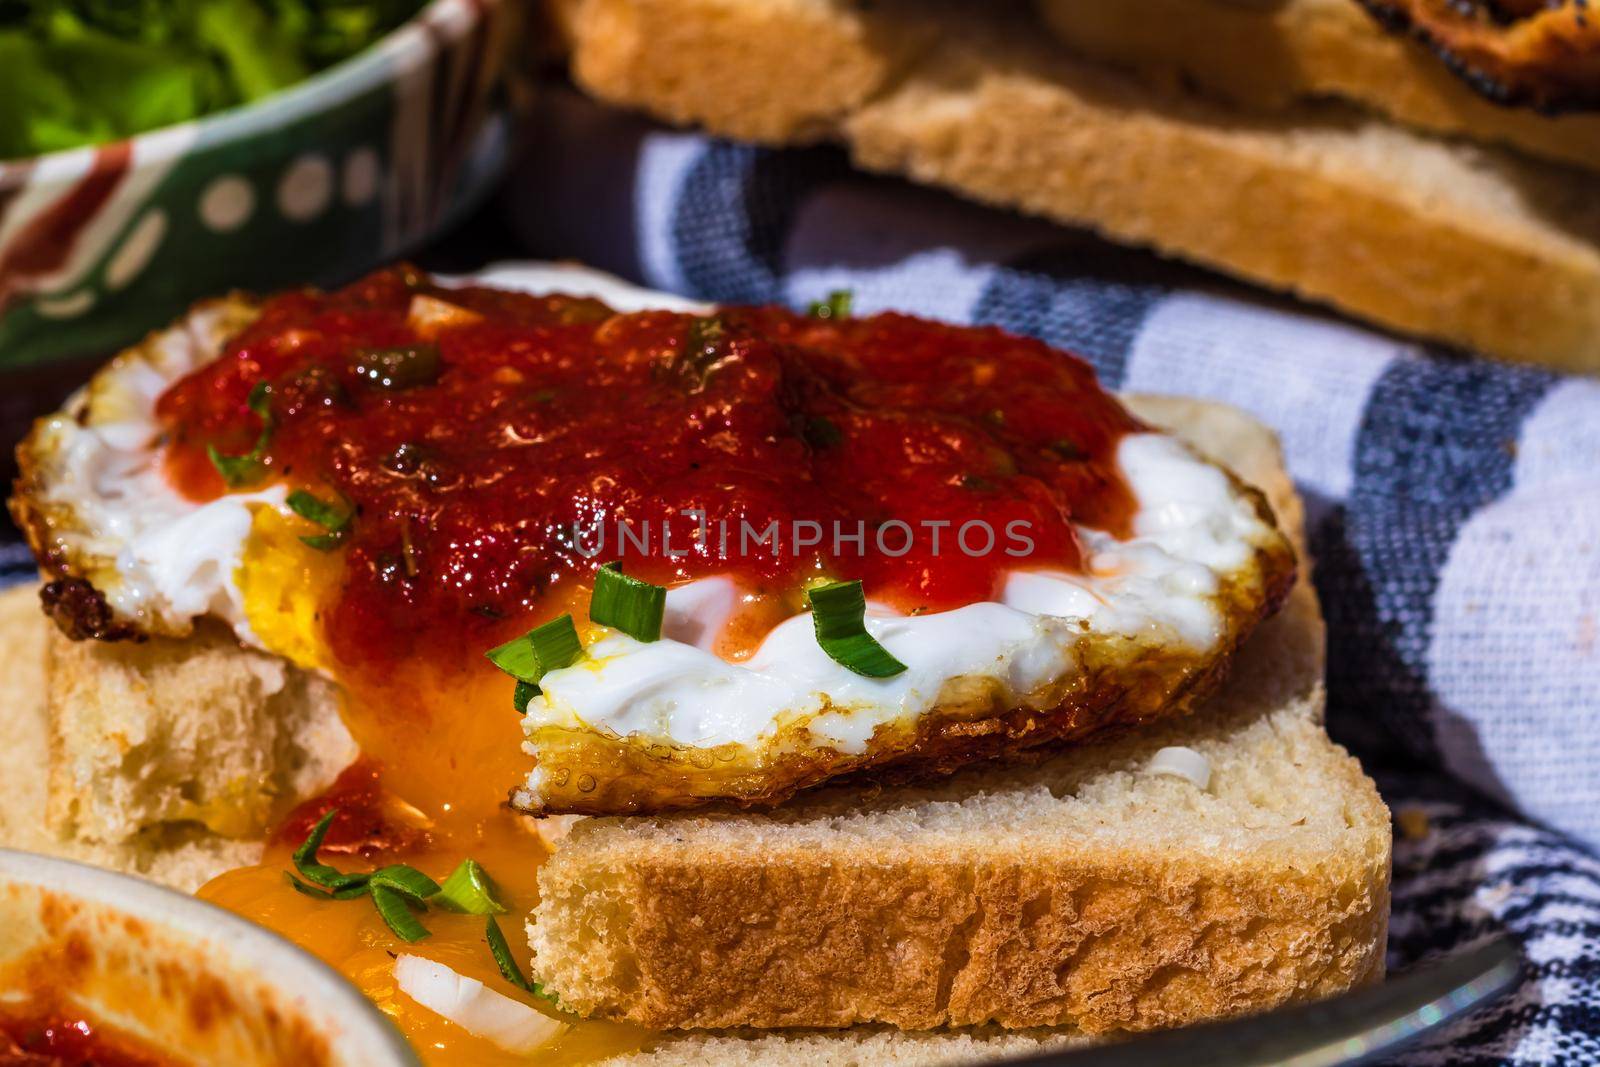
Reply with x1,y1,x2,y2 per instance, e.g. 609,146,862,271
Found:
238,504,346,675
198,818,647,1065
217,515,650,1063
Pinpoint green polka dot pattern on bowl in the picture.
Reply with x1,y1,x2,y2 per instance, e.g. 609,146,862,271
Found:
0,0,514,370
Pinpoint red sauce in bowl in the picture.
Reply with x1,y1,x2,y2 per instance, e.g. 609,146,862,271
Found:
1,1012,170,1067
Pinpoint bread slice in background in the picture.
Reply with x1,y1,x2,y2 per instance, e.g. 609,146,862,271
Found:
556,0,1600,374
1035,0,1600,173
531,397,1391,1046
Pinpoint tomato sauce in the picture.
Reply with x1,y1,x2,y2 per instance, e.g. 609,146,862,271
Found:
156,267,1139,674
172,268,1142,1063
0,1011,170,1067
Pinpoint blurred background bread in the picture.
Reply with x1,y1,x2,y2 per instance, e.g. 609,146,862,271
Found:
553,0,1600,374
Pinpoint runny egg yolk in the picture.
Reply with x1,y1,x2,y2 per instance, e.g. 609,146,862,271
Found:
198,818,648,1066
216,511,651,1063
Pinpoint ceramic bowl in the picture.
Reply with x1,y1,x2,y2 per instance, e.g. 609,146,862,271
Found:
0,848,420,1066
0,0,516,371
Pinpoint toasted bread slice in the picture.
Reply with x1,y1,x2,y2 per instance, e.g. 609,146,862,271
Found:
0,585,270,892
558,0,1600,374
528,397,1391,1043
1035,0,1600,172
44,619,356,845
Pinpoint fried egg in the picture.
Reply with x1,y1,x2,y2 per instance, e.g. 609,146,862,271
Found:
11,265,1294,817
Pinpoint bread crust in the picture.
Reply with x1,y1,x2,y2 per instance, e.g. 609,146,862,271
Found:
548,835,1388,1032
560,0,1600,374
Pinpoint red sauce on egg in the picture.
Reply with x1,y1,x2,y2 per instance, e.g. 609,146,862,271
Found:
154,266,1140,673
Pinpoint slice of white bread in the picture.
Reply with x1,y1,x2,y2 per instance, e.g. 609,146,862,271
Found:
556,0,1600,374
45,621,356,846
531,396,1392,1053
1035,0,1600,173
0,586,259,892
0,590,356,893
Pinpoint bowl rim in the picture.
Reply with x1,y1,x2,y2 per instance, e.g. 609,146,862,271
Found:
0,846,422,1067
0,0,497,173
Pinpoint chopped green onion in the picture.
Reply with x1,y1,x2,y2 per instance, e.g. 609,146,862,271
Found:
685,315,725,356
287,489,350,530
805,580,907,678
803,415,843,450
433,859,507,915
486,615,584,707
513,680,539,715
246,380,272,419
286,811,451,943
292,809,368,892
589,562,666,643
208,381,274,488
352,344,442,391
808,290,853,320
369,864,441,901
285,873,369,901
959,473,996,492
485,916,558,1004
300,532,346,552
287,489,353,551
371,884,430,943
676,315,727,385
207,446,267,488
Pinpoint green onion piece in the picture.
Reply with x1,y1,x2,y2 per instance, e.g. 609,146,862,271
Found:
513,680,538,715
808,290,853,320
287,489,351,530
300,532,347,552
246,380,272,419
485,916,558,1004
685,315,725,356
677,316,727,385
287,489,353,551
369,864,442,901
291,808,368,891
485,615,584,706
371,884,430,943
589,562,666,643
285,872,369,901
433,859,507,915
207,446,268,488
805,580,908,678
352,344,442,391
208,381,275,488
803,415,843,450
